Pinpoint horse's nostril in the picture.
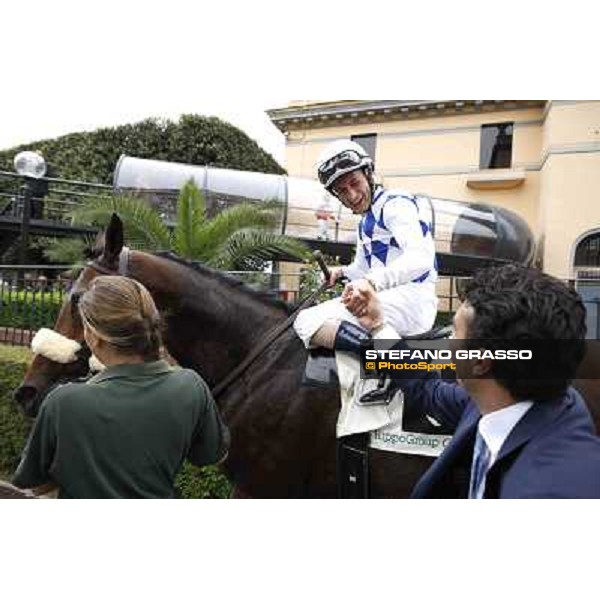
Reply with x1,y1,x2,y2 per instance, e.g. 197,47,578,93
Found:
13,386,39,417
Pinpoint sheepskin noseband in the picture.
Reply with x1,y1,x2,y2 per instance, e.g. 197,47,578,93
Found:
31,328,106,372
31,328,82,364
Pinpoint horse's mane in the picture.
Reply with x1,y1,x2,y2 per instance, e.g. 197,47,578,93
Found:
154,252,293,314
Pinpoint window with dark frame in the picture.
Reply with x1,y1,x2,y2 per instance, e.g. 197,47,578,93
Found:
479,122,513,169
351,133,377,162
575,233,600,267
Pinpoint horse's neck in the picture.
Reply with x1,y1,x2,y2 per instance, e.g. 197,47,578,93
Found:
131,253,287,384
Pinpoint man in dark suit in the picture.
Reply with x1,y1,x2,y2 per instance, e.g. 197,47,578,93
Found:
353,264,600,498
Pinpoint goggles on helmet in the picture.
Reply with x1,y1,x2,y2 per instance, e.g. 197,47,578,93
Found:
317,150,370,190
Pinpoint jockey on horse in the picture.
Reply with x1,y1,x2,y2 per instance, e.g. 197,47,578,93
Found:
293,139,438,358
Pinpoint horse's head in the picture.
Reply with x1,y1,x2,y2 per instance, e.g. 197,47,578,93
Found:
14,213,126,417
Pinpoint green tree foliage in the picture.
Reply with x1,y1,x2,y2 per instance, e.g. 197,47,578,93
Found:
32,236,95,267
0,114,285,184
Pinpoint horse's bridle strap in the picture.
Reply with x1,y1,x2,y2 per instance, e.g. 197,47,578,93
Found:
211,282,329,398
87,247,130,276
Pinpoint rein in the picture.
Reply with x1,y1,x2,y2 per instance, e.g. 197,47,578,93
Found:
211,281,329,398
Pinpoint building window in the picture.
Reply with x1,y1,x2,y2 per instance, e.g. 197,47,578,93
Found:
479,123,513,169
575,232,600,268
351,134,377,162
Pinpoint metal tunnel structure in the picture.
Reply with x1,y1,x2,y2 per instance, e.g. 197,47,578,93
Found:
113,155,535,275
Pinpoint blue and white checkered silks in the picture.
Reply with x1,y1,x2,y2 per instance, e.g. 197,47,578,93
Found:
294,188,438,347
346,188,437,287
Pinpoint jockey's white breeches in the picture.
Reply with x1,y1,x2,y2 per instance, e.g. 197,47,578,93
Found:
293,282,438,348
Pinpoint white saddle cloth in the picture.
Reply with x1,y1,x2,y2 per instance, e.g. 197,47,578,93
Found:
334,324,451,458
335,324,400,438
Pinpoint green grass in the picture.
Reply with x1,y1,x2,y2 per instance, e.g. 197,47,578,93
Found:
0,344,32,364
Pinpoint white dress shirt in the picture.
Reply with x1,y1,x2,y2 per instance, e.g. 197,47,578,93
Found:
471,401,534,498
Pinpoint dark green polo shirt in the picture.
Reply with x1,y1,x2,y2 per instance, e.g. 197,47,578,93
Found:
13,361,229,499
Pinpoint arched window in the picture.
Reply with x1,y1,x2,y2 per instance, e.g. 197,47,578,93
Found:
574,232,600,339
574,232,600,268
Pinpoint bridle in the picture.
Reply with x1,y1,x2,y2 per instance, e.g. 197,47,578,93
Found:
85,246,131,277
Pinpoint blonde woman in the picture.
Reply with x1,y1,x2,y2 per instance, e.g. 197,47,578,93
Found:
13,276,229,498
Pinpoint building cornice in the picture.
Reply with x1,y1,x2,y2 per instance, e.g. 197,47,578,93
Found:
267,100,547,132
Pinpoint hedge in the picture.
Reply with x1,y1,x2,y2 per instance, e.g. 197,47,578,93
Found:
0,289,65,330
0,344,231,498
0,345,31,478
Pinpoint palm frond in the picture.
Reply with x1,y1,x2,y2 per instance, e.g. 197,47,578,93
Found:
193,203,279,262
209,229,309,270
173,179,206,258
34,236,91,267
69,195,171,251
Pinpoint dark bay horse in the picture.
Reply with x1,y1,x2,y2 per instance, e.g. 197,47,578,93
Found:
13,215,433,498
12,214,600,497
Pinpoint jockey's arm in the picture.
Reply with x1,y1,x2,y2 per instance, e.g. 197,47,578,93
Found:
341,234,369,281
364,201,434,292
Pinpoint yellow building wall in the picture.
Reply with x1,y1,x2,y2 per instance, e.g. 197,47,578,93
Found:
540,153,600,278
543,101,600,148
538,102,600,278
285,107,545,178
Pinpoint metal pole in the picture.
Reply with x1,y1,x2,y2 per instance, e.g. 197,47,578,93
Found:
19,180,32,264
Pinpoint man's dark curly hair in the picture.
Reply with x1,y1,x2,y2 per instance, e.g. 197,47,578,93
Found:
459,263,586,401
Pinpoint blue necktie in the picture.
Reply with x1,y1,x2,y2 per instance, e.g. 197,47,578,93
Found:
469,430,491,499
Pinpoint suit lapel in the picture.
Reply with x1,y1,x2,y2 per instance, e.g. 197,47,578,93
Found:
495,396,568,462
411,405,480,497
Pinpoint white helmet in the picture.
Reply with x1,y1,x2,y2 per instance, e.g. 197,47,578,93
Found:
316,140,374,193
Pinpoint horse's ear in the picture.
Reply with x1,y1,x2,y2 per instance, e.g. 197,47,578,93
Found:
88,229,105,259
100,213,124,268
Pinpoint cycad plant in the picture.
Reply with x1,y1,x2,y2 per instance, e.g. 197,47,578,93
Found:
62,179,308,270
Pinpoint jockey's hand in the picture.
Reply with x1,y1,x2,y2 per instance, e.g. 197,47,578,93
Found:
357,289,385,333
327,266,345,287
351,282,384,331
342,278,376,318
